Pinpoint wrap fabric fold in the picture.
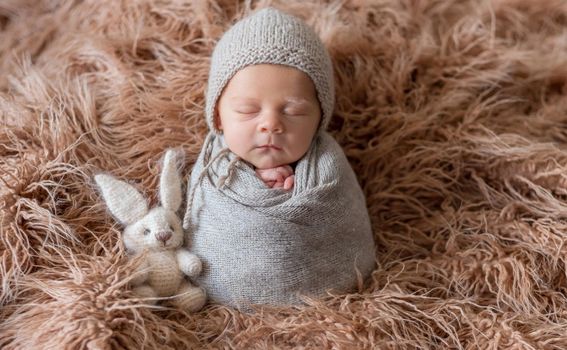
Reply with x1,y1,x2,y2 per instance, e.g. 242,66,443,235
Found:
182,131,376,308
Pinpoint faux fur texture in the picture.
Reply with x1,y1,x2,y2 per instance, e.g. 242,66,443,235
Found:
1,0,567,348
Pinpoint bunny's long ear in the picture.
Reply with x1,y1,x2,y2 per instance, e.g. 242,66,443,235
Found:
160,149,182,212
95,174,149,225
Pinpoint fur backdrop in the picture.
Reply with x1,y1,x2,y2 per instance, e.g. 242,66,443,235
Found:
2,0,567,348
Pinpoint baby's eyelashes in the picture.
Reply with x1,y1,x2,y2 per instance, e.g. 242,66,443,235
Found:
233,109,306,119
235,107,259,114
283,110,303,116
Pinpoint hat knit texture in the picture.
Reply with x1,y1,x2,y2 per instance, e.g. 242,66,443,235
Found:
205,7,335,133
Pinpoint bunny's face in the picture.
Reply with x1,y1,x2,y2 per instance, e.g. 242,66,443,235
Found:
123,207,184,252
95,149,186,254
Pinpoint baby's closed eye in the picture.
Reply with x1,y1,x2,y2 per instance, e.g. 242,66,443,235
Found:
283,110,305,117
235,106,259,114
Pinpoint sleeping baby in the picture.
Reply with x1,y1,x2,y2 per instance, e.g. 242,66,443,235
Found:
215,63,315,191
182,7,376,309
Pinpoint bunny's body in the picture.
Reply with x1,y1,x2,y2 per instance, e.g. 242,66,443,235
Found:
146,251,182,296
95,150,206,312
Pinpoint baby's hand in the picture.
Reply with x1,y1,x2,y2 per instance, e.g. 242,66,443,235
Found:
255,165,294,190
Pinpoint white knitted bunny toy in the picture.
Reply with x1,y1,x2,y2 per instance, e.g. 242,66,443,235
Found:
95,149,206,312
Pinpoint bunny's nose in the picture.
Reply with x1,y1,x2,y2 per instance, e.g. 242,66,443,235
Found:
156,231,172,244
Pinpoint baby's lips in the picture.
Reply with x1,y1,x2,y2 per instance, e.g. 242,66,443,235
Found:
256,144,283,151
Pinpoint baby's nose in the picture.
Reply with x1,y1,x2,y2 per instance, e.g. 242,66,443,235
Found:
259,112,283,133
155,231,172,244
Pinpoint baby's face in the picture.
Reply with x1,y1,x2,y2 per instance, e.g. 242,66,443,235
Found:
216,64,321,169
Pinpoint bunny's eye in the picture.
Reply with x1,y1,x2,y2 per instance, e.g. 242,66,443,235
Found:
143,228,150,236
169,224,174,231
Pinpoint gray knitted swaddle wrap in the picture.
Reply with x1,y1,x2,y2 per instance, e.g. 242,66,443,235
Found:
182,131,376,308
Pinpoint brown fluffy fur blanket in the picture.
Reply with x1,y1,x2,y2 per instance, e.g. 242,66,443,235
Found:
2,0,567,348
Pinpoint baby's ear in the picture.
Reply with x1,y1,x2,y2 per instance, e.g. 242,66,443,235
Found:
95,174,149,225
159,149,182,212
214,107,223,131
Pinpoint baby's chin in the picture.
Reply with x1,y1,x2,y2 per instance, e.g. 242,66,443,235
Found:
243,155,295,170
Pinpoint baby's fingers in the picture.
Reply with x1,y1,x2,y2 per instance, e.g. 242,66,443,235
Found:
257,169,284,182
283,175,294,190
276,165,294,177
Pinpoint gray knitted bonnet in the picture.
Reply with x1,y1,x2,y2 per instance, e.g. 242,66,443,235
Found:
205,7,335,133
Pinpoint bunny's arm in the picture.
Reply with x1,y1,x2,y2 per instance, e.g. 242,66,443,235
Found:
176,249,202,278
130,258,151,286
